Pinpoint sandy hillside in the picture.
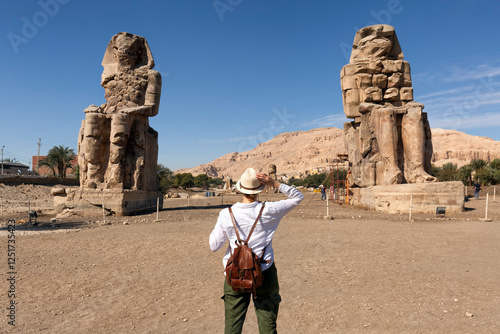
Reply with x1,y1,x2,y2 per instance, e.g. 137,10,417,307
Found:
0,185,499,333
176,127,500,180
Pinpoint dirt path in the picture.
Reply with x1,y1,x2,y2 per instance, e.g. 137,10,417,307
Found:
0,190,499,333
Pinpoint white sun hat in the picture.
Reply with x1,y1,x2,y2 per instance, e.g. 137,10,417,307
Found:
235,168,266,194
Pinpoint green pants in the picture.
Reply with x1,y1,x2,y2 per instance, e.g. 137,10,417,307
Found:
223,262,281,334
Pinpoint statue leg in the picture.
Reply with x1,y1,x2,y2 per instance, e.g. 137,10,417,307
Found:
370,108,403,185
81,113,107,189
107,113,133,189
132,156,144,190
401,106,437,183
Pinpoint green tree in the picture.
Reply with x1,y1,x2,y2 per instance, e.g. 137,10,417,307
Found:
493,169,500,185
488,159,500,185
469,159,488,180
157,164,174,193
475,167,494,185
458,164,473,186
38,145,75,177
74,164,80,181
430,164,441,178
436,163,460,181
209,177,224,188
174,173,194,189
489,159,500,170
194,174,210,188
288,172,335,188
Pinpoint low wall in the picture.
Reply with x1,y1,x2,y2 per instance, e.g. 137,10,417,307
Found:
0,175,79,186
351,181,465,214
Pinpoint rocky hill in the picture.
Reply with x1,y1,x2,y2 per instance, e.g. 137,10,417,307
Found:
176,127,500,180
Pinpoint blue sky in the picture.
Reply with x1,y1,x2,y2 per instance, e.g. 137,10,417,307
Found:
1,0,499,170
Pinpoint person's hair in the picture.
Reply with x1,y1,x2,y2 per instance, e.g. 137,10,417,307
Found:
243,193,258,201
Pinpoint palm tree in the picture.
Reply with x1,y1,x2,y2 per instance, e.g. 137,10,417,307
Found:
469,159,488,182
437,163,459,181
470,159,487,172
489,159,500,170
37,155,57,176
38,145,76,178
458,164,473,186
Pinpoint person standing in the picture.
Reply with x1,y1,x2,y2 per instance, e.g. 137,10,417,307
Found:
209,168,304,334
320,185,326,201
474,181,482,199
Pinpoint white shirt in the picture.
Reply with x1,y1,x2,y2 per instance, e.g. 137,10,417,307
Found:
209,184,304,271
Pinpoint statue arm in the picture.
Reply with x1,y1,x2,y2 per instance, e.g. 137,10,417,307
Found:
121,70,162,117
144,70,162,116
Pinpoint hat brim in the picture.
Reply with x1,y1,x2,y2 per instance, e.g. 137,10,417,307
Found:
235,180,266,195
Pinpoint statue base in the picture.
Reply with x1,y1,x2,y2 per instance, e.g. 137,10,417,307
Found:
350,181,465,214
53,188,163,217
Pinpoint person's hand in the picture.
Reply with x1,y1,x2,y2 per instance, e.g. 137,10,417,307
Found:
256,173,270,185
256,173,280,188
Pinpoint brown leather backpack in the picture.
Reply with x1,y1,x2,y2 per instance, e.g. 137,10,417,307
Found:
225,203,268,299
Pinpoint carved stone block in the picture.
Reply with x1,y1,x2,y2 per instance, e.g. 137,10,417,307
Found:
400,87,413,101
356,73,373,89
382,59,403,73
341,74,357,91
343,89,361,118
372,74,388,89
383,87,399,101
363,87,383,102
387,73,403,88
402,61,412,86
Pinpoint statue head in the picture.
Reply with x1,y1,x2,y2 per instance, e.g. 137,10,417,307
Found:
350,25,403,62
101,32,155,84
113,33,143,69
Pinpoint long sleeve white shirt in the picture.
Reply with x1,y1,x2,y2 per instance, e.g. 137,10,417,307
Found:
209,183,304,271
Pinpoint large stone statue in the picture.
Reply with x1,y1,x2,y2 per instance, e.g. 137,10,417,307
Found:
341,25,436,187
78,32,161,191
267,164,278,193
54,32,162,217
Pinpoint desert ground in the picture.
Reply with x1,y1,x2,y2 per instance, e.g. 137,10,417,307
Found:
0,184,499,333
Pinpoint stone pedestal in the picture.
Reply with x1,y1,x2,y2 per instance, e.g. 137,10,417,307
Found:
53,188,162,217
350,181,464,214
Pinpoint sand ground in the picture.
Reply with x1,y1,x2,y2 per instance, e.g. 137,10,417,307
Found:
0,185,499,333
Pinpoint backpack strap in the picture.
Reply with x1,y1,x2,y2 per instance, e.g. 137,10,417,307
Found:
245,203,265,242
228,203,266,244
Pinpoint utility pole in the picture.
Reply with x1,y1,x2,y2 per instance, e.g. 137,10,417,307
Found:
37,138,41,173
1,146,4,175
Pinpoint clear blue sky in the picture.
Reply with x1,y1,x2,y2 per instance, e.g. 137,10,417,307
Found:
1,0,499,170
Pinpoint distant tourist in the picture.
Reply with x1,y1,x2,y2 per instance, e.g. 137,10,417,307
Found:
320,184,326,201
474,181,482,199
209,167,303,333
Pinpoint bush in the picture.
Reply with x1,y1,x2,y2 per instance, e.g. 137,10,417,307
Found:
287,171,346,188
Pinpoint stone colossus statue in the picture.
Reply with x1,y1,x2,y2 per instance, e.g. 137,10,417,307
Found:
78,32,161,191
341,25,436,187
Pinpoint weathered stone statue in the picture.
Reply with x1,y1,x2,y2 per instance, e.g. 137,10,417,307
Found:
267,164,277,193
342,25,436,187
78,32,161,191
54,32,162,216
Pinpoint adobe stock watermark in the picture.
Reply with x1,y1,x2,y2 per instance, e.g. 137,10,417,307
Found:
6,220,17,327
212,0,243,21
434,74,498,129
7,0,71,54
237,106,295,153
338,0,410,61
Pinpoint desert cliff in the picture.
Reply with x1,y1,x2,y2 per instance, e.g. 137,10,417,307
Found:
176,127,500,180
